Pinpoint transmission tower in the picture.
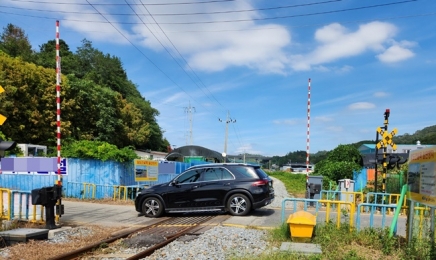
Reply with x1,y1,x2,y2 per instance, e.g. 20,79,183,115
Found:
184,101,195,145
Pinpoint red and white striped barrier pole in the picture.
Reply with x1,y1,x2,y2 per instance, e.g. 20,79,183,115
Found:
306,78,311,186
56,20,62,186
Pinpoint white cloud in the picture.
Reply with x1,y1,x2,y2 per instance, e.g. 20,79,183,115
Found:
314,116,333,122
272,119,300,125
348,102,376,110
377,41,415,63
129,1,292,74
290,21,399,71
326,126,343,132
9,1,415,75
373,91,389,98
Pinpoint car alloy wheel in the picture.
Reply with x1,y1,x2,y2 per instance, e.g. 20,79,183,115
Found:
142,197,164,218
228,194,251,216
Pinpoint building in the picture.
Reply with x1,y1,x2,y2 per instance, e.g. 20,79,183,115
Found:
134,149,168,161
358,141,431,155
16,144,47,157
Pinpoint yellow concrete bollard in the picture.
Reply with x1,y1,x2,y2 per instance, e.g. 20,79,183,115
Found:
287,210,316,240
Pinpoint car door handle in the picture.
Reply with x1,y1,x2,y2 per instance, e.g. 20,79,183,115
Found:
192,185,199,189
224,183,231,186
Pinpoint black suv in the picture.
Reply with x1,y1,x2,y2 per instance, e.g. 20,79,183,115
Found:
135,163,274,218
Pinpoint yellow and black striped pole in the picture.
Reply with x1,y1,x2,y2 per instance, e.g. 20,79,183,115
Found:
376,109,397,193
0,86,7,125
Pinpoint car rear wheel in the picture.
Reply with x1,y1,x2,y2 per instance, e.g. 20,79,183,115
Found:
142,197,164,218
227,194,251,216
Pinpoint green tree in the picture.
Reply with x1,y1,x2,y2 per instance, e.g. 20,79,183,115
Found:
35,39,78,75
313,144,362,185
0,52,74,144
0,24,34,62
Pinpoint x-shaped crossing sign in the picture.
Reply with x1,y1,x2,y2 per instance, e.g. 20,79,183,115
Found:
376,126,398,150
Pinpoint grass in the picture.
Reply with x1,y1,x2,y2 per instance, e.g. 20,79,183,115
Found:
268,171,307,197
232,221,436,260
237,170,436,260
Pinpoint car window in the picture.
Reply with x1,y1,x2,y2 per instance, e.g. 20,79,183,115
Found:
221,169,234,180
176,169,202,184
227,166,258,179
255,167,269,179
203,168,234,181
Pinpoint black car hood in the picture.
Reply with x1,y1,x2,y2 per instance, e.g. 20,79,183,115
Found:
140,182,170,192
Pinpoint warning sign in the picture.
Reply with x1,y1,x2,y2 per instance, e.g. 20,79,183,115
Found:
134,159,158,182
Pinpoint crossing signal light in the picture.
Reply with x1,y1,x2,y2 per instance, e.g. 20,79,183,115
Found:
0,139,17,158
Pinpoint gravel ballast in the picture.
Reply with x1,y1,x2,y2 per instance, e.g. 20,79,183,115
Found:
0,176,291,259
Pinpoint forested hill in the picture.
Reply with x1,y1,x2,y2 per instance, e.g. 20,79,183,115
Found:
392,125,436,145
345,125,436,149
271,125,436,167
0,23,169,151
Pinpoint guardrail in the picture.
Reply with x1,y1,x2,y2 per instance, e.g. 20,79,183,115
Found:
1,188,12,221
1,189,45,223
113,185,141,201
280,198,355,229
356,203,399,231
320,190,363,206
364,192,407,215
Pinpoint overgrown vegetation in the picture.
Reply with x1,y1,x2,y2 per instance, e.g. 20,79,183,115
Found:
0,24,170,152
252,170,436,260
312,144,363,189
268,171,307,197
59,140,139,162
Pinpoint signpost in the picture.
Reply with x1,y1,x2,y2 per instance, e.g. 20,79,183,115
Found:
406,146,436,243
375,109,397,193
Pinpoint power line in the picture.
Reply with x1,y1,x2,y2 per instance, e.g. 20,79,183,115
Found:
7,0,237,6
150,1,420,25
132,0,224,109
1,0,419,25
83,0,198,108
1,0,345,16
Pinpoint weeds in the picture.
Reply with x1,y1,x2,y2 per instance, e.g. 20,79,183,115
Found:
258,221,436,260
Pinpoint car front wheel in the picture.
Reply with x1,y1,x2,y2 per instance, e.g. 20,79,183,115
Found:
227,194,251,216
142,197,164,218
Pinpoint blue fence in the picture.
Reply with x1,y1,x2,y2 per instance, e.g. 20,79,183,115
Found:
0,158,206,200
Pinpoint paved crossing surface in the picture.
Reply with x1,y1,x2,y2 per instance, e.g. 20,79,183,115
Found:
58,200,407,237
58,200,284,228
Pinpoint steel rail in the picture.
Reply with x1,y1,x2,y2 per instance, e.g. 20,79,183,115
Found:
126,216,215,260
48,216,216,260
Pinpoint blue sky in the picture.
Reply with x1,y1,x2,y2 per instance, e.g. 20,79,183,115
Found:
1,0,435,157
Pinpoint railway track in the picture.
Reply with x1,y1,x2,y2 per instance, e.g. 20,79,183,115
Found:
48,214,230,260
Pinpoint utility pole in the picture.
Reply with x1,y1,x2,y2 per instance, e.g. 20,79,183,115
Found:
219,111,236,161
184,101,195,145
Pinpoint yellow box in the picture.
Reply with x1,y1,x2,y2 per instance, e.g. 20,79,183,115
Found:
287,210,316,238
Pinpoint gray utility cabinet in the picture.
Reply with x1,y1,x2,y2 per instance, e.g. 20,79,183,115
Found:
338,179,355,202
306,175,323,200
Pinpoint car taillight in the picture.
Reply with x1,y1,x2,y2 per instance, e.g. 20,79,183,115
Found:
252,179,269,186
